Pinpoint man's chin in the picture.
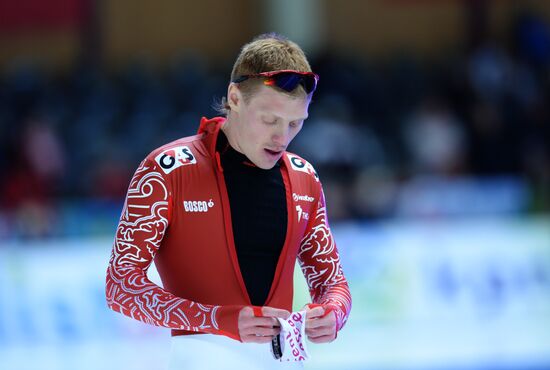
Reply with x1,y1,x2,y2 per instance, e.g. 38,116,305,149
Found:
255,161,276,170
252,155,280,170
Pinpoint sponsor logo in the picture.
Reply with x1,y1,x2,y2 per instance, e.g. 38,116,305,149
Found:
155,146,196,174
293,193,315,203
296,205,309,222
287,154,319,182
183,199,214,213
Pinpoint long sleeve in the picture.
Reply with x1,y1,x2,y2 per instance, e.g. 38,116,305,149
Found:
105,158,243,341
297,186,352,332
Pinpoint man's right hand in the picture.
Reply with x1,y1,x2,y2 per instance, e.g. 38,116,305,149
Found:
238,306,290,343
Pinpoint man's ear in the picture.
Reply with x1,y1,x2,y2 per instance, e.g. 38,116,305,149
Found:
227,83,242,113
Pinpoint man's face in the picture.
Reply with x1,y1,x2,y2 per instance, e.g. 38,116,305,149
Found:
228,85,310,170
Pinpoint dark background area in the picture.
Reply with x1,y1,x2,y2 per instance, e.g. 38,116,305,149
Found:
0,0,548,236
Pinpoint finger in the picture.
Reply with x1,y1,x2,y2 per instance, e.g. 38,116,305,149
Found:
261,306,290,320
239,306,254,318
305,325,333,338
306,317,325,330
241,315,280,328
241,324,281,337
255,326,281,337
306,310,335,329
306,315,335,330
244,316,280,328
308,334,335,343
241,334,275,344
305,306,325,319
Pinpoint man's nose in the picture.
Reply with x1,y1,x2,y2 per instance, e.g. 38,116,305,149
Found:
272,126,289,148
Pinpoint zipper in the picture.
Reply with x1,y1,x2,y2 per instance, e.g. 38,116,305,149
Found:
213,151,252,305
263,163,294,305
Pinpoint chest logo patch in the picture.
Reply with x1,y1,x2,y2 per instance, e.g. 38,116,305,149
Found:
293,193,315,203
287,154,319,182
155,146,196,174
296,205,310,222
184,199,214,213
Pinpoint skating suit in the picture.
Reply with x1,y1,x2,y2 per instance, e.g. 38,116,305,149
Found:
105,116,352,341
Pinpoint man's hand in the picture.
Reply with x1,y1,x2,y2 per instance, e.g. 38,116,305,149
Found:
302,304,337,343
238,306,290,343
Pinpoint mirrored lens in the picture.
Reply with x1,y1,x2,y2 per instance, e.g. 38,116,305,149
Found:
274,73,316,93
302,75,317,93
275,73,302,92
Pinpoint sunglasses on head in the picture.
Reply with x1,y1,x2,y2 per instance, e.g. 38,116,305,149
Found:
232,70,319,94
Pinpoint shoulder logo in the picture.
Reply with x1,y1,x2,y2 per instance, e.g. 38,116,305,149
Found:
287,154,319,182
155,146,196,174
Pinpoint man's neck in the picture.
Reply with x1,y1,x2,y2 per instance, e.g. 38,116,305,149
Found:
220,114,244,155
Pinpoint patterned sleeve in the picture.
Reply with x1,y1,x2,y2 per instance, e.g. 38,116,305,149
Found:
297,185,352,333
105,158,243,341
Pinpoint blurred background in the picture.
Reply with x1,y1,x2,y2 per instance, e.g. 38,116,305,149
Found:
1,0,550,369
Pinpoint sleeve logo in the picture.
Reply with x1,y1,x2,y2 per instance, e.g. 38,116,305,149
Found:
155,146,197,174
287,154,319,182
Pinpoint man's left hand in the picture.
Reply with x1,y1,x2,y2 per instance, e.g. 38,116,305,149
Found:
301,304,337,343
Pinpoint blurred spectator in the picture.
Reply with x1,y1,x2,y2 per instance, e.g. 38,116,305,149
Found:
401,95,467,176
1,115,66,238
23,117,66,184
467,42,513,103
1,115,65,207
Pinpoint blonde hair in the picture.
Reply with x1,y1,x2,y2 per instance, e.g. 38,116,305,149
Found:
214,33,313,115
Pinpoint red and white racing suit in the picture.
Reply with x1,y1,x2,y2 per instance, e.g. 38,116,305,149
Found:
105,116,352,343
